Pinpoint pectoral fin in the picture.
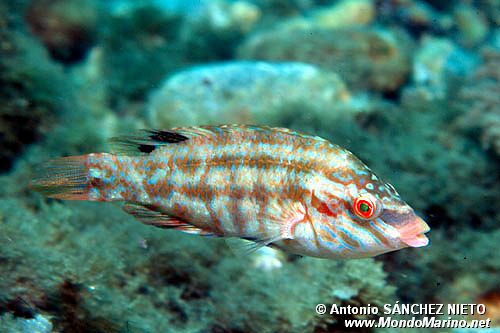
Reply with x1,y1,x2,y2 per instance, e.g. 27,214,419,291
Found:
228,200,308,254
225,234,285,256
265,200,308,240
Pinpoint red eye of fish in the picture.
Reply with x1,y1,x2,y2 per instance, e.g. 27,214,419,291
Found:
353,196,377,219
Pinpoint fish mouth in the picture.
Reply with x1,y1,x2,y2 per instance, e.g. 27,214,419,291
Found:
381,210,430,248
397,215,430,247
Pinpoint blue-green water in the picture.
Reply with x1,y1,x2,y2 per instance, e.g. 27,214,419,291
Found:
0,0,499,332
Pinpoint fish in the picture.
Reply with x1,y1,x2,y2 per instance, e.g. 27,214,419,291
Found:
32,125,430,259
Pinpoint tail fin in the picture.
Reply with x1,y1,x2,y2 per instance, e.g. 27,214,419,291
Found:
31,155,90,200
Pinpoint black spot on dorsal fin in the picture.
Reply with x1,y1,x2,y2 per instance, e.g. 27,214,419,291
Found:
137,144,156,153
109,129,190,155
146,130,189,144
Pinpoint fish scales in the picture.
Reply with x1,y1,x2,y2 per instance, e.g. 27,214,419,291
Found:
32,125,431,259
146,128,325,237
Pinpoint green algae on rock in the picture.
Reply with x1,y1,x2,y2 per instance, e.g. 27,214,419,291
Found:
278,0,375,30
101,4,186,104
238,26,413,93
0,175,395,333
452,4,489,48
412,36,478,99
25,0,99,64
456,47,500,156
385,227,500,306
101,1,260,107
0,2,70,172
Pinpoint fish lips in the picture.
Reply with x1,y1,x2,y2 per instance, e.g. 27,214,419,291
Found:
380,210,430,248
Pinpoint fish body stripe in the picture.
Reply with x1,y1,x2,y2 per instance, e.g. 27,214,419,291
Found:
151,133,321,234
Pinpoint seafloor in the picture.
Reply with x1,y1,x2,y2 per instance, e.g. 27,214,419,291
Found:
0,0,499,332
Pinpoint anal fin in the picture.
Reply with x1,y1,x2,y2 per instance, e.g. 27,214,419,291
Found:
123,203,213,236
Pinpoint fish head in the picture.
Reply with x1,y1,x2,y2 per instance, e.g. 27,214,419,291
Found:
311,153,430,259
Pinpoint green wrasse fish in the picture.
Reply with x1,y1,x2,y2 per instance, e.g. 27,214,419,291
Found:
32,125,430,259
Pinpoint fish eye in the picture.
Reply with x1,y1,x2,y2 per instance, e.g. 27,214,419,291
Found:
353,195,380,220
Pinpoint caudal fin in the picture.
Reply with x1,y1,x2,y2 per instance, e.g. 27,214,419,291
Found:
31,156,91,200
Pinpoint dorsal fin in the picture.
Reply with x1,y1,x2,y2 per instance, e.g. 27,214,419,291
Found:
109,125,329,155
109,130,189,155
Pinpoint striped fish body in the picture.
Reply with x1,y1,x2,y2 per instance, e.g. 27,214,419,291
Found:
33,125,430,259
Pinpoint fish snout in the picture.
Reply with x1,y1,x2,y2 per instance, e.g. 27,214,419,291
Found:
381,210,430,248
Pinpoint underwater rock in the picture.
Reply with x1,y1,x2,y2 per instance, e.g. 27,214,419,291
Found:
493,29,500,49
475,0,500,26
310,0,374,28
25,0,99,64
21,314,53,333
452,4,489,48
148,61,351,127
0,313,53,333
457,48,500,156
387,227,500,308
179,0,261,62
282,0,375,30
413,36,454,89
412,36,478,99
106,0,208,16
376,0,450,37
238,26,413,93
107,0,260,32
193,0,261,34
